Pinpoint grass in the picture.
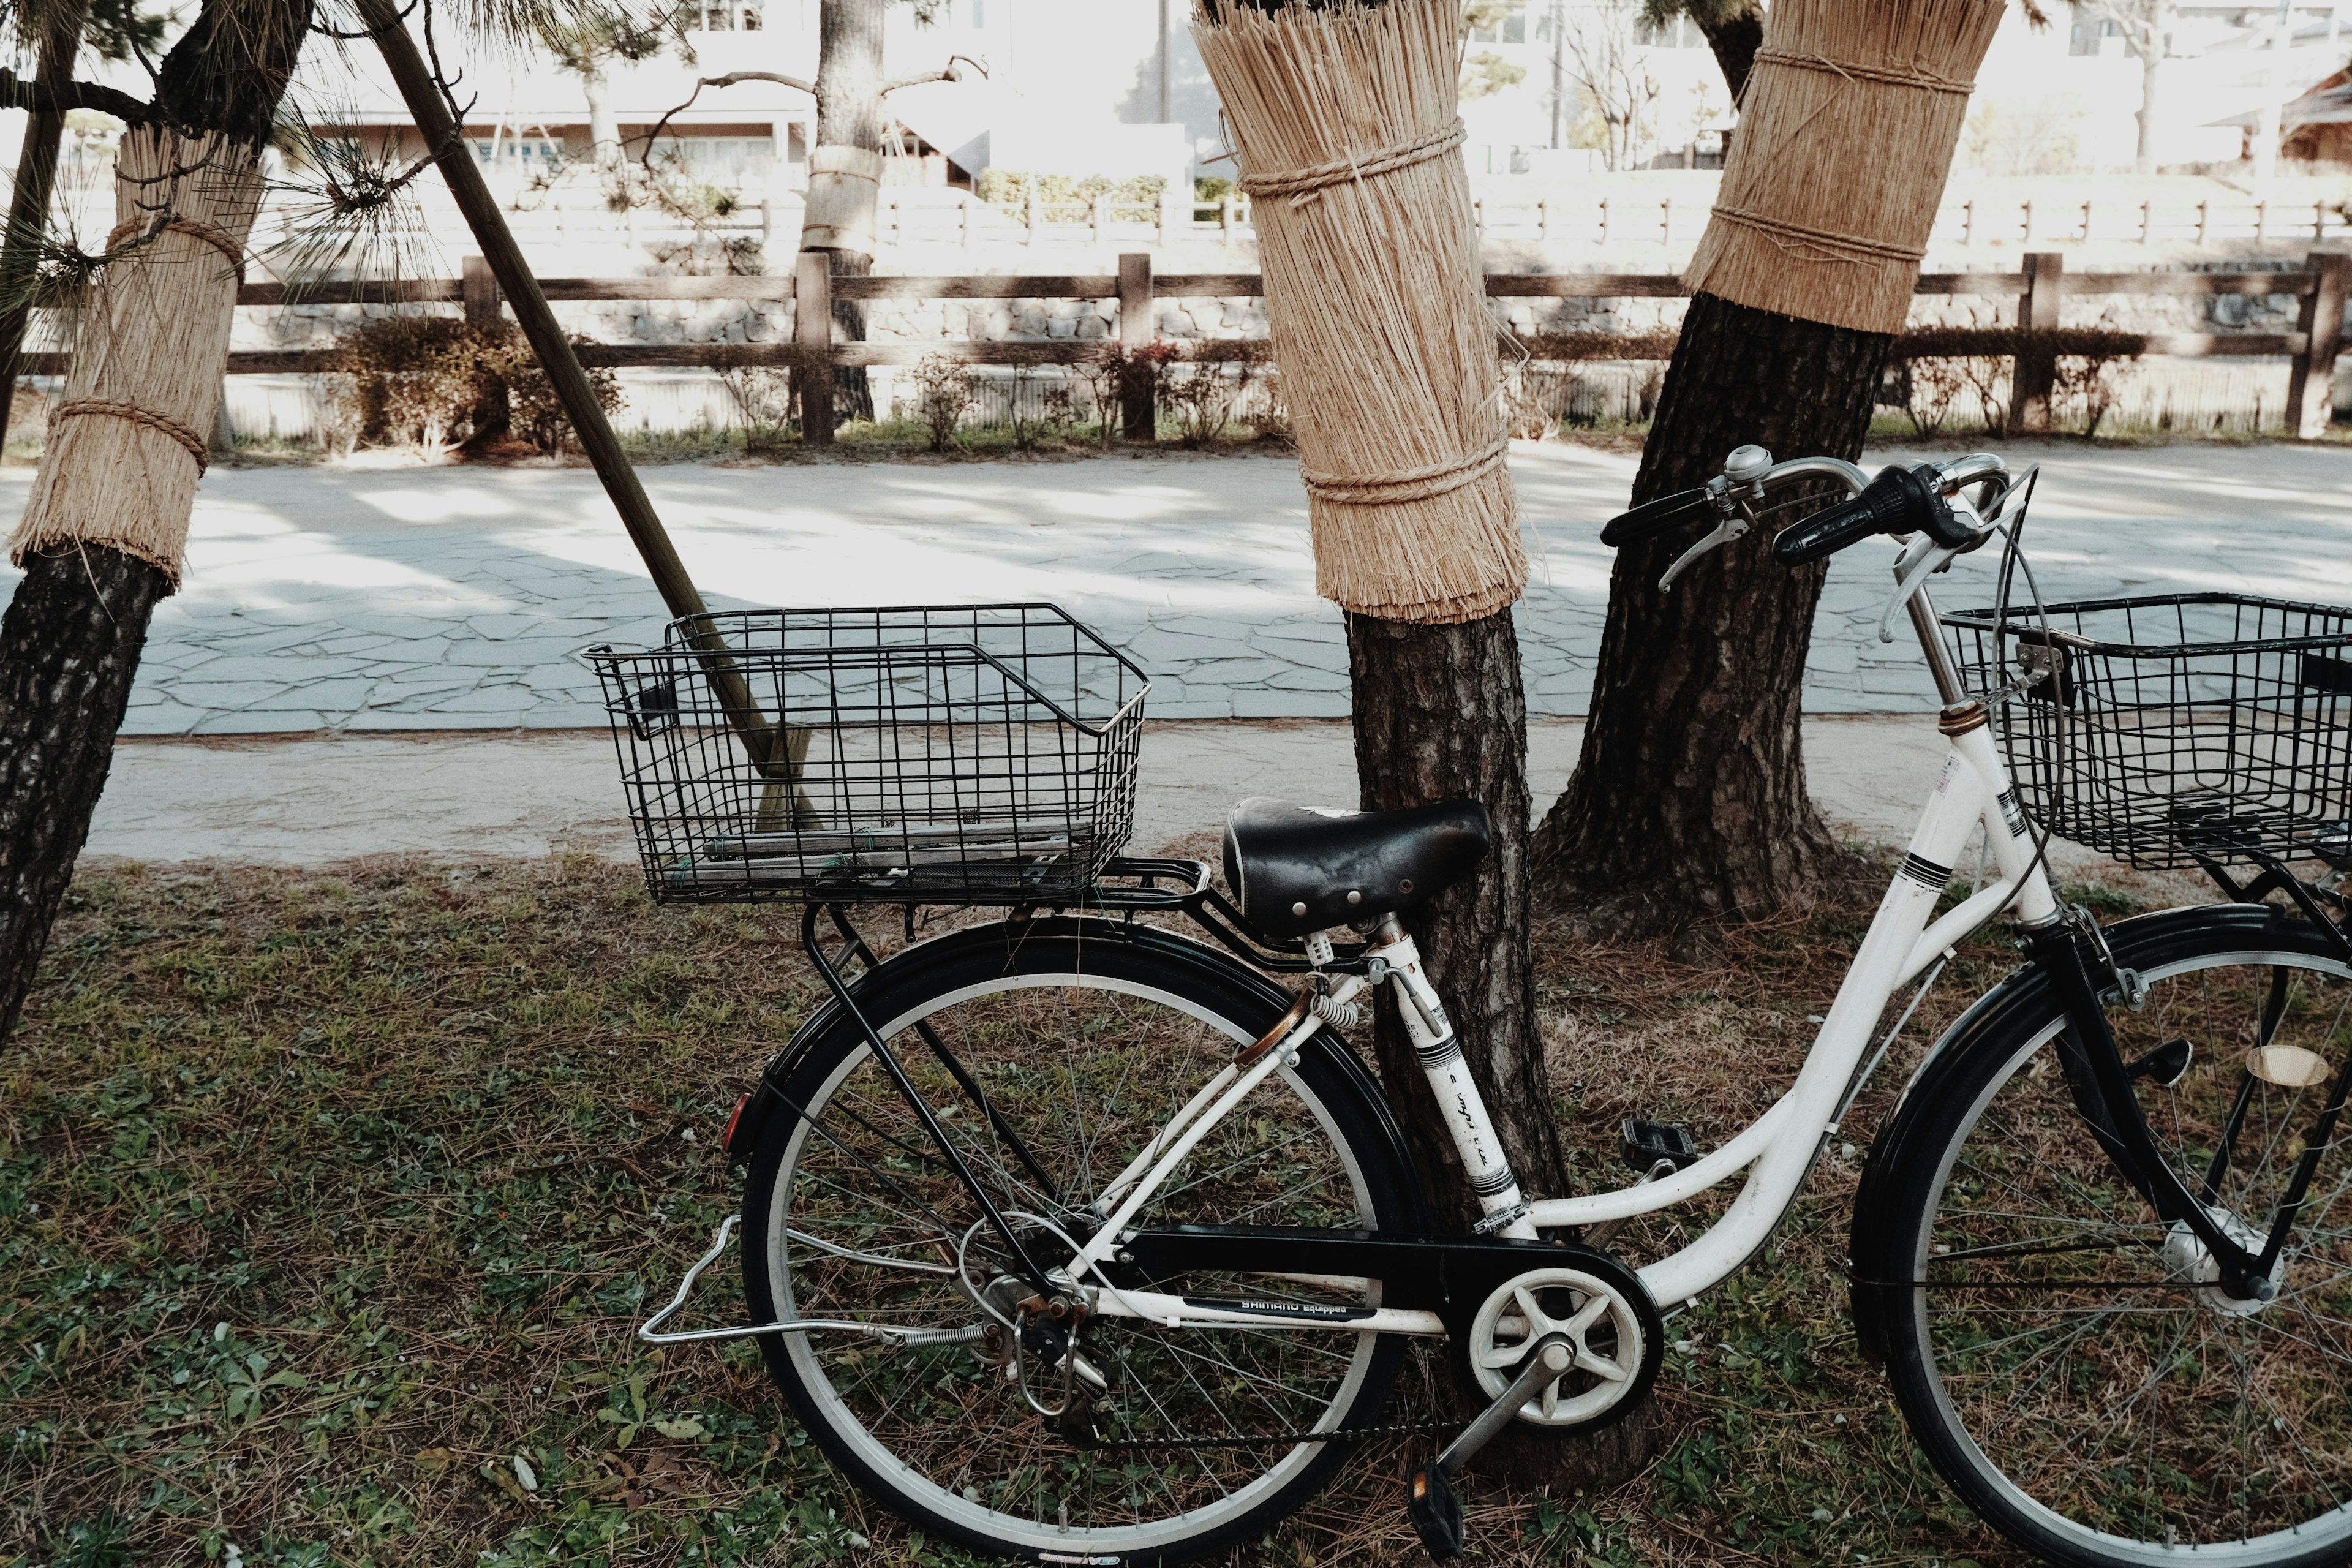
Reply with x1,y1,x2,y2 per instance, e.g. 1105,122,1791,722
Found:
2,855,2132,1567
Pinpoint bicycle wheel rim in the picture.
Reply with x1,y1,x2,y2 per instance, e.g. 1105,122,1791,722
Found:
755,962,1401,1561
1907,943,2352,1564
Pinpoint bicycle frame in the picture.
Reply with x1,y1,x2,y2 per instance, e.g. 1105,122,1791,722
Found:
1063,575,2067,1334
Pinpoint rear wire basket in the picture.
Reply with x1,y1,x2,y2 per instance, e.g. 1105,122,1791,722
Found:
589,605,1147,904
1945,594,2352,869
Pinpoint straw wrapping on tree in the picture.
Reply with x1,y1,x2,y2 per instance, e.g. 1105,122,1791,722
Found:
7,127,261,585
1194,0,1523,625
1682,0,2005,335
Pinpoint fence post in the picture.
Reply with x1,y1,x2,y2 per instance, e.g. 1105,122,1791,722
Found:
462,254,501,324
1118,251,1155,441
2288,249,2349,439
796,250,835,447
2010,250,2063,434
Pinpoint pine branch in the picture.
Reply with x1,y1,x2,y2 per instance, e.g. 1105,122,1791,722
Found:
882,54,986,95
0,65,154,123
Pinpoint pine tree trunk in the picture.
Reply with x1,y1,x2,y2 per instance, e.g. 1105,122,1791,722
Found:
1347,611,1559,1223
0,0,86,453
807,0,883,421
1346,608,1661,1482
1531,292,1891,932
0,111,282,1045
582,62,624,173
0,547,170,1038
1692,0,1765,102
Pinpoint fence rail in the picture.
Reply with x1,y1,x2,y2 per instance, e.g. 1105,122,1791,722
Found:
854,190,2350,253
36,249,2338,439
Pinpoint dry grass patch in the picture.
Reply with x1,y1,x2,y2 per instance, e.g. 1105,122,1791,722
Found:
5,855,2147,1565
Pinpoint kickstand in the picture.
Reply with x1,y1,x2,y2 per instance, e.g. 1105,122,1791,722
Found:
1404,1333,1573,1560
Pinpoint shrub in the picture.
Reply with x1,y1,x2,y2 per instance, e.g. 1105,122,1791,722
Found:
485,335,622,454
974,170,1167,206
1163,339,1272,448
910,353,978,452
318,317,500,454
710,346,809,454
1891,326,2145,438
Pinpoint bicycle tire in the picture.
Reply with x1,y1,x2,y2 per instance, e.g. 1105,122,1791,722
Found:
1858,905,2352,1567
739,917,1419,1566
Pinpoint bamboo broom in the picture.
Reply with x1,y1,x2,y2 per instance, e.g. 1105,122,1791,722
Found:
1683,0,2005,336
1193,0,1523,626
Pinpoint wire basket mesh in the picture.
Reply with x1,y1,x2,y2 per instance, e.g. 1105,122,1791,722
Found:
589,605,1147,904
1945,594,2352,869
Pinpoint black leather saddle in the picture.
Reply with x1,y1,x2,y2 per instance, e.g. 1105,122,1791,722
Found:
1221,796,1490,940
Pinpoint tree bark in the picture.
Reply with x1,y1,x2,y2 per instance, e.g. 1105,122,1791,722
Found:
0,546,170,1038
808,0,883,420
1691,1,1764,104
1347,611,1560,1223
2134,47,2160,175
582,61,623,172
1531,292,1891,932
0,0,303,1047
1346,609,1661,1481
0,0,86,453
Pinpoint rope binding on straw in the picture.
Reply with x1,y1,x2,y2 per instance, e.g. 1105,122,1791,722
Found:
105,215,247,282
1299,432,1508,506
1751,47,1975,97
1240,117,1467,206
1708,204,1928,269
55,399,211,474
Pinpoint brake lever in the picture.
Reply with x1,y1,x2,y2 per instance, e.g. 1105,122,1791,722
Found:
1657,503,1746,592
1878,539,1961,643
1657,445,1774,592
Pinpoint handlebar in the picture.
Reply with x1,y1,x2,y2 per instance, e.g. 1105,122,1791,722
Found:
1599,448,2011,575
1597,487,1711,547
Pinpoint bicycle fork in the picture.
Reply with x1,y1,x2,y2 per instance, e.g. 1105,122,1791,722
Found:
2026,914,2323,1303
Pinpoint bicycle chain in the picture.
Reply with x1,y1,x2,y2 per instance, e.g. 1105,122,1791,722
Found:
1077,1416,1464,1453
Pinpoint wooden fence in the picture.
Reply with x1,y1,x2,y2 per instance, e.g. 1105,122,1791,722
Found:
40,248,2343,440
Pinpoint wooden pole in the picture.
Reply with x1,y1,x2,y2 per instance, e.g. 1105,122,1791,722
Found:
795,251,837,445
462,254,502,324
2010,249,2062,433
1118,251,1156,440
2289,251,2348,440
360,0,808,815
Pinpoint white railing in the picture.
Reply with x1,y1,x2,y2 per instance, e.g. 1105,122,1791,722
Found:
863,190,2346,252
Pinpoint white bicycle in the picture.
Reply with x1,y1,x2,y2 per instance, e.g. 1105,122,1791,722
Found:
598,449,2352,1567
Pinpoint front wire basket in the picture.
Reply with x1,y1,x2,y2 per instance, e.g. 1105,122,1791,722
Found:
589,605,1147,905
1946,593,2352,869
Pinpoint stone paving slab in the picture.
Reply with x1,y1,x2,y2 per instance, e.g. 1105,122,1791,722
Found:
84,716,2163,895
4,440,2347,734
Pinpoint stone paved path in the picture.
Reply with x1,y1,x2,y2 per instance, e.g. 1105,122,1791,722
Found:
4,440,2345,733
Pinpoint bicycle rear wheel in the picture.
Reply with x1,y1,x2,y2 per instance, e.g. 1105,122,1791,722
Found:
1867,909,2352,1567
739,918,1417,1566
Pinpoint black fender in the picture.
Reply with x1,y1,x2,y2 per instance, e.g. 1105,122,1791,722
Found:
723,914,1430,1233
1849,902,2309,1363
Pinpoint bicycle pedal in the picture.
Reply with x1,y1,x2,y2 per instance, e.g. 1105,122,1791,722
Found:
1621,1118,1700,1173
1404,1464,1465,1560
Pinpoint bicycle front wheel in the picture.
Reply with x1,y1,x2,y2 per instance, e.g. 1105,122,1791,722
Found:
739,918,1417,1567
1870,908,2352,1567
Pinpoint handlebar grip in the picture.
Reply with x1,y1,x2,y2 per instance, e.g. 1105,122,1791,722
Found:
1772,465,1950,566
1770,494,1883,566
1600,487,1710,547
